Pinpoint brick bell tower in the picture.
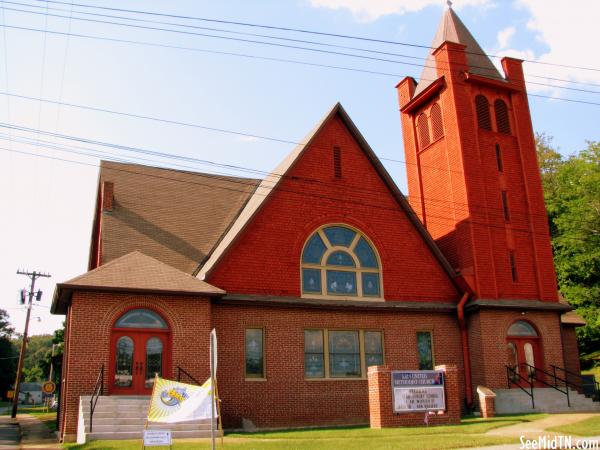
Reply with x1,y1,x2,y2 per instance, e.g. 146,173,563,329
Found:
396,5,558,303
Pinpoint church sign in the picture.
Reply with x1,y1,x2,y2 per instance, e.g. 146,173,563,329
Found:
391,370,445,413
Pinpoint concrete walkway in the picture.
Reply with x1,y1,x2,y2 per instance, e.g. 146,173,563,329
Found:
0,415,59,450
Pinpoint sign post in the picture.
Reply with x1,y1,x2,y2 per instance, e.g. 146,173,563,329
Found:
209,329,217,450
391,370,445,413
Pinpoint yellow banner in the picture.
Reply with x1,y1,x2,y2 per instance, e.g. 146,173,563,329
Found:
147,376,215,423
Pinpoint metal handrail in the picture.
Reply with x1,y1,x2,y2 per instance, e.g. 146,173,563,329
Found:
552,364,600,400
506,365,535,409
89,364,104,433
522,363,570,407
177,366,202,386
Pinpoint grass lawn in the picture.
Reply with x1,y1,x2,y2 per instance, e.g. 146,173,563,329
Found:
582,366,600,383
547,415,600,437
63,414,546,450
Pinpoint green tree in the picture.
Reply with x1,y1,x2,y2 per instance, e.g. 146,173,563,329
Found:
0,309,18,400
537,138,600,356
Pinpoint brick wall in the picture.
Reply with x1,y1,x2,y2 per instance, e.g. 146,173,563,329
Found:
561,326,581,376
212,303,464,429
59,291,212,440
207,113,459,303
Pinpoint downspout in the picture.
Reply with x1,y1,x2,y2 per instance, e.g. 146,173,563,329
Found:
457,291,473,409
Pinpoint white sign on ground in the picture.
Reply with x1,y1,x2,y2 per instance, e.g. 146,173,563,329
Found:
143,430,172,446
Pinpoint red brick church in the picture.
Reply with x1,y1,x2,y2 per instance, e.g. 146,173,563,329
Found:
51,6,587,442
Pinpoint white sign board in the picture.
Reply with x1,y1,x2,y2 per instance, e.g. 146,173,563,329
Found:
391,370,446,413
143,430,172,446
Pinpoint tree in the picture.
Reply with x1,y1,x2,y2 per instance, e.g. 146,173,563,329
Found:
536,137,600,356
0,309,18,400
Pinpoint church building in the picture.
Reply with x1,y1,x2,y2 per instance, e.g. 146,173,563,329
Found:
51,6,584,442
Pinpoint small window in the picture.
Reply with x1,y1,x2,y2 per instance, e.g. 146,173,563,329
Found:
115,309,168,329
430,103,444,140
333,146,342,178
417,113,431,148
475,95,491,131
495,99,511,134
509,251,518,282
245,328,264,379
501,191,510,222
495,144,504,172
508,320,537,336
304,330,325,378
417,331,434,370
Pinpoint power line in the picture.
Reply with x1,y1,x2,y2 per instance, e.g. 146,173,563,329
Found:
3,4,600,96
22,0,600,73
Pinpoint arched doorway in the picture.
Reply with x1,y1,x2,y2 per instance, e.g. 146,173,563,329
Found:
506,320,542,387
109,308,171,395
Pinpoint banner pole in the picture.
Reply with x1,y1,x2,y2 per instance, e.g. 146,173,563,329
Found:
141,373,158,450
210,335,216,450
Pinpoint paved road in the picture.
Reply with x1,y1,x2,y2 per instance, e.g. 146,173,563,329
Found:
0,416,19,450
0,415,59,450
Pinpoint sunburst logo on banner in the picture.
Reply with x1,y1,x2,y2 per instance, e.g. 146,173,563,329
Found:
147,376,215,423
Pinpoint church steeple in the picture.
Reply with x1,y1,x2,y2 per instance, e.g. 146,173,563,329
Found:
396,8,559,302
413,6,503,97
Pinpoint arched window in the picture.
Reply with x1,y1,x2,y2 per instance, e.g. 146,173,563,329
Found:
114,309,168,329
417,113,431,148
430,103,444,140
475,95,492,131
494,99,511,134
301,225,381,299
507,320,537,337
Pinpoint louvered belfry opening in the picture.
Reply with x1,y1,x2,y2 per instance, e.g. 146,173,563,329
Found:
333,146,342,178
475,95,492,131
417,113,431,148
430,103,444,140
494,99,511,134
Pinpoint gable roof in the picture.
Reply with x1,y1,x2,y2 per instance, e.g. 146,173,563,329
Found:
94,161,260,274
52,251,224,314
198,102,460,291
413,6,504,97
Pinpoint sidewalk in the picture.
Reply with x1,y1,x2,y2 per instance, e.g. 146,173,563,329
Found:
0,415,60,450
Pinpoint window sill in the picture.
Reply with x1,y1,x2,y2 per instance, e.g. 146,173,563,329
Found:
301,294,385,302
245,378,267,382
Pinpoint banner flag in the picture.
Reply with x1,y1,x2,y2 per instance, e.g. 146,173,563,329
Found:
147,377,216,423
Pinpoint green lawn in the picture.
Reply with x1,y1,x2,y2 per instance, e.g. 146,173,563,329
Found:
582,366,600,383
63,414,547,450
547,415,600,437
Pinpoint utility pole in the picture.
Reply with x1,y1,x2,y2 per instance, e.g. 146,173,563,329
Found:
11,270,51,419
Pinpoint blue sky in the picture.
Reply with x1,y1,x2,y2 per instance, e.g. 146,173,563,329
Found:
1,0,598,334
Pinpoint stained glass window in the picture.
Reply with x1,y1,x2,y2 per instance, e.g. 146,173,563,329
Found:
145,338,163,388
245,329,264,378
114,336,134,387
329,331,360,377
364,331,384,367
301,225,381,298
507,321,537,337
115,309,168,329
417,331,434,370
304,330,324,378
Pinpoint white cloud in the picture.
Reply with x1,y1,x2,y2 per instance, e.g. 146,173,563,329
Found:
496,26,515,49
307,0,490,22
510,0,600,93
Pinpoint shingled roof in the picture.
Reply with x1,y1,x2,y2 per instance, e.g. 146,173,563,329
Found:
413,6,504,97
94,161,260,274
52,251,224,314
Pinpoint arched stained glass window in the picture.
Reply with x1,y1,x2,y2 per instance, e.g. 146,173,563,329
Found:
301,225,381,299
115,309,168,329
507,320,537,337
430,103,444,140
417,113,431,148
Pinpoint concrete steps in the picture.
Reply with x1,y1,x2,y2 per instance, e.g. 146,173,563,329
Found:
494,388,600,414
77,396,220,443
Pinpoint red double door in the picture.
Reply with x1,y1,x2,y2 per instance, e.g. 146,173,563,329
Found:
109,330,170,395
507,337,543,387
